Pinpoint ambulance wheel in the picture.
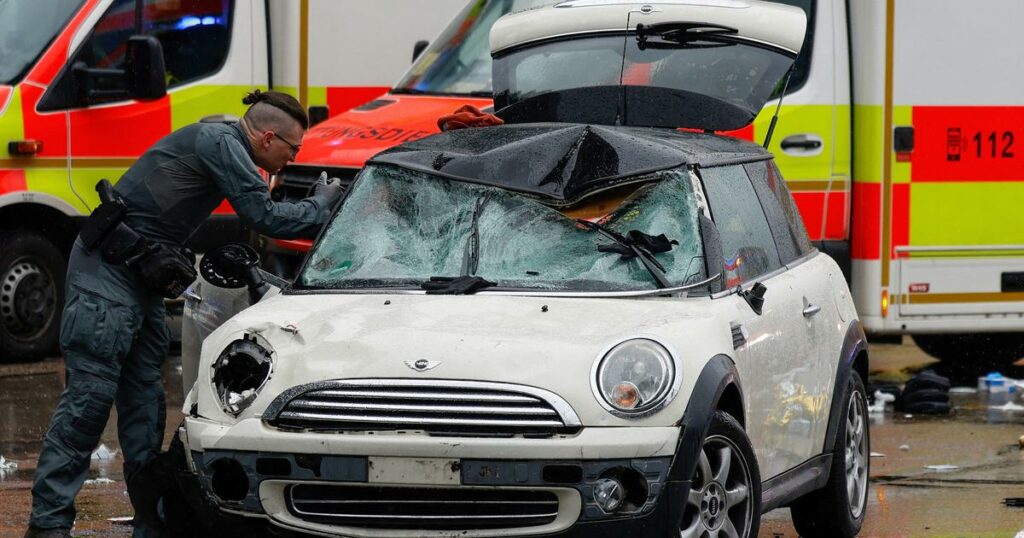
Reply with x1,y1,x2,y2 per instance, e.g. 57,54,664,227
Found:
0,229,65,362
913,333,1024,370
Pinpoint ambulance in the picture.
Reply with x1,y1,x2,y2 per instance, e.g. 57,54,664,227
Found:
277,0,1024,365
0,0,467,360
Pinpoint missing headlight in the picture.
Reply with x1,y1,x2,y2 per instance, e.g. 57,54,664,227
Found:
212,336,274,416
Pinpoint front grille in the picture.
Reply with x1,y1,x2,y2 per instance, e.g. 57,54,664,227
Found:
264,379,581,437
286,484,559,530
271,165,359,203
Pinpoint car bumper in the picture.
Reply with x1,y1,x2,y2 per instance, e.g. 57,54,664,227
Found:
182,418,686,537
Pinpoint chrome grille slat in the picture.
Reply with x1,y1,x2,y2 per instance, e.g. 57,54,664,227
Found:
277,411,565,428
286,484,560,530
288,399,559,416
266,380,581,436
315,389,540,403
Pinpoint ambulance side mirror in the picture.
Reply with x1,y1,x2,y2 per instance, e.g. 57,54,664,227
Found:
125,36,167,100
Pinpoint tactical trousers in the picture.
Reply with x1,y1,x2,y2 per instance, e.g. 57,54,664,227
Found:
29,239,169,536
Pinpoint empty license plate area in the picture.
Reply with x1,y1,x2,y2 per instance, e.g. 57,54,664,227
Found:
368,457,460,485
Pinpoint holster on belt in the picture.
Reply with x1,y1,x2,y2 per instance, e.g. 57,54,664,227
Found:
81,179,198,299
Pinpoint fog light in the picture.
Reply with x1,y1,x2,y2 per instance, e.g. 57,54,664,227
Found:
593,477,625,513
611,382,640,410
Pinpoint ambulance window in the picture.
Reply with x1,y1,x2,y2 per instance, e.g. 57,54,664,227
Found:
0,0,85,86
700,165,783,286
766,0,814,95
743,160,804,263
76,0,233,89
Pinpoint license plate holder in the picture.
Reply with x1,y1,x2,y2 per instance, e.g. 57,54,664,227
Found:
367,457,460,485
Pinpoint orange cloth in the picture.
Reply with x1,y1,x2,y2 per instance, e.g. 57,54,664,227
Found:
437,105,504,131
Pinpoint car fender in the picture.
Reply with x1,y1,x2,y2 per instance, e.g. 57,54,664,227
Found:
667,354,743,483
822,319,868,454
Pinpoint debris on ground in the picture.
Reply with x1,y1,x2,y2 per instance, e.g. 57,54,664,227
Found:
897,370,951,415
868,390,896,414
91,444,118,460
107,517,134,525
83,477,116,486
948,387,977,394
989,401,1024,412
899,444,911,451
1019,435,1024,449
0,455,17,475
1003,498,1024,507
924,464,960,472
870,452,886,458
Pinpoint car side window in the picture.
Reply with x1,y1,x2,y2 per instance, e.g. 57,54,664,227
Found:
700,164,783,287
766,160,815,256
743,160,807,263
76,0,233,89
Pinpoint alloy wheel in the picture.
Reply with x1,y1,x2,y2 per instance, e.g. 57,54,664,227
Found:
846,389,869,519
680,434,754,538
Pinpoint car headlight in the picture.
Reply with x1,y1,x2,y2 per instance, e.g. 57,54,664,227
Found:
211,336,274,416
592,338,679,417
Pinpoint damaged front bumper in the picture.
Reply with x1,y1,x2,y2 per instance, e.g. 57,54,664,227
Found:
180,418,688,537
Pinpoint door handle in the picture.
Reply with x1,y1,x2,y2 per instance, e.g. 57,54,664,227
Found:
802,303,821,318
780,134,823,154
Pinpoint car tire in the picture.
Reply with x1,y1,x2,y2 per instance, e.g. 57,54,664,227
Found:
790,370,870,538
0,229,65,362
679,410,761,538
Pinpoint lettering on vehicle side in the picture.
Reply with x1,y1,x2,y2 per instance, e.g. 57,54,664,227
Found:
310,125,433,144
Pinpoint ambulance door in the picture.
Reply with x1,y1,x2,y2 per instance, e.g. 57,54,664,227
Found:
38,0,256,227
759,0,850,267
890,0,1024,325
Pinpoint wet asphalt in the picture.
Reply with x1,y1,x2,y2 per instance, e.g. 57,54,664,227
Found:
0,339,1022,537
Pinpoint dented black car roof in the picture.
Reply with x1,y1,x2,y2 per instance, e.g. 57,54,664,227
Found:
368,123,771,206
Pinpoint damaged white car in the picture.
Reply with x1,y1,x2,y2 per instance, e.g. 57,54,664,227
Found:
172,1,869,537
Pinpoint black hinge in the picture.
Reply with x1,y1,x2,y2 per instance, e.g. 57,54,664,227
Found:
730,322,746,350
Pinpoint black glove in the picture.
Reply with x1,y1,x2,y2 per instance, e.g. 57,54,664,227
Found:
309,171,344,207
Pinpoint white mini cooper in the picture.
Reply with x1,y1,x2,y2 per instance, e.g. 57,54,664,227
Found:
174,2,869,537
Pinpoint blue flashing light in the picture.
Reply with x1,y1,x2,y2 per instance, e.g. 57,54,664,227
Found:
201,16,216,25
176,16,201,30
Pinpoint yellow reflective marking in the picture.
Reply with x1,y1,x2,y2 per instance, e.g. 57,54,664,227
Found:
24,168,82,213
0,87,26,158
834,104,852,178
170,85,252,130
68,167,129,213
307,86,327,108
910,182,1024,249
752,104,835,181
903,292,1024,305
853,105,884,184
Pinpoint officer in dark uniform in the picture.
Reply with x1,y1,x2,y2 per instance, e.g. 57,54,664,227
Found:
25,90,343,538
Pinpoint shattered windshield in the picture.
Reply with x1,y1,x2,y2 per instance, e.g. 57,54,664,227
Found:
299,165,706,292
0,0,85,85
393,0,555,96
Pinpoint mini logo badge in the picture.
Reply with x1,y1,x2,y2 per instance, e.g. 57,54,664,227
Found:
405,359,440,372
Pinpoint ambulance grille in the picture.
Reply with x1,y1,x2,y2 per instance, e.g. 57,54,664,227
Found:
263,379,581,437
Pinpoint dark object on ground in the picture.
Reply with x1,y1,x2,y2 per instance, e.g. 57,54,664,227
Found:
897,370,951,415
1003,497,1024,507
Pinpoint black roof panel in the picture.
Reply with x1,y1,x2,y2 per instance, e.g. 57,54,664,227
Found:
369,123,771,206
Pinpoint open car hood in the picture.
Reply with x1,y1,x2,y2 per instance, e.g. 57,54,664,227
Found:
488,0,807,131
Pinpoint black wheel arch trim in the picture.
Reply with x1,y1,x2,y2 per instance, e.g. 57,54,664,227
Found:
668,354,743,483
822,319,868,454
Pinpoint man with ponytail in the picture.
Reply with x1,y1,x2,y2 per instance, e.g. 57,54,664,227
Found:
25,90,343,538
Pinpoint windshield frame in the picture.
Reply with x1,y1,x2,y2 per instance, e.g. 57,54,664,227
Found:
290,164,712,297
0,0,86,86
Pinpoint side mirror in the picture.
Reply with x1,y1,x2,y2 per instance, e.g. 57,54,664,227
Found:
126,35,167,100
740,282,767,315
413,40,429,63
200,243,261,289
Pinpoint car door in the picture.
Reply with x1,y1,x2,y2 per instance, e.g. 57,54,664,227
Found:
701,163,819,479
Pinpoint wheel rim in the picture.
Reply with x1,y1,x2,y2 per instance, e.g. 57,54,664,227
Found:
680,434,754,538
845,389,869,519
0,258,58,341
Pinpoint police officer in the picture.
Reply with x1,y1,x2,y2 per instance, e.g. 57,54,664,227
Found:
25,90,343,538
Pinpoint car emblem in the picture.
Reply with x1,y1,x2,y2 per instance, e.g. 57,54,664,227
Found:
405,359,440,372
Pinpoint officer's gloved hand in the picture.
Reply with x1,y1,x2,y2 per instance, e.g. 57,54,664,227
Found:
310,171,344,207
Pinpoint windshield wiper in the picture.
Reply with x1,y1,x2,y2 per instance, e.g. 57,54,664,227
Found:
578,219,677,289
461,195,491,277
419,195,495,295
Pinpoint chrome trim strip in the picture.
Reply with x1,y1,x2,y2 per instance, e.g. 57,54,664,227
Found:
288,400,559,416
277,411,565,428
296,499,559,506
289,511,560,521
312,389,539,403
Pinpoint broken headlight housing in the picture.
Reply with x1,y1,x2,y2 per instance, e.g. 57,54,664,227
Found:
592,338,679,417
211,336,274,416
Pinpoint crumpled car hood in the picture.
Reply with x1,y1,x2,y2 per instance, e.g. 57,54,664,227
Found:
197,292,728,426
